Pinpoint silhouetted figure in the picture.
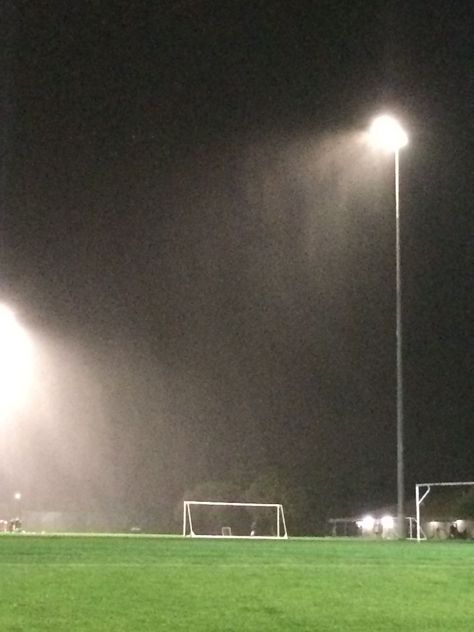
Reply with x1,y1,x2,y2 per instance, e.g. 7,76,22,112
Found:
8,518,22,533
449,523,459,539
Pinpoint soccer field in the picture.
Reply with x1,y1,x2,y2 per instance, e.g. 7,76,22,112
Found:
0,535,473,631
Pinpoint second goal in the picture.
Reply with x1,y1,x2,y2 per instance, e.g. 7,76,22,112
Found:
182,500,288,539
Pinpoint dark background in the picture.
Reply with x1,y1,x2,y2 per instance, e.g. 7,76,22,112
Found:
1,0,472,532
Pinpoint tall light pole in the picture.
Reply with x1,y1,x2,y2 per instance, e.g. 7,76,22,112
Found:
368,115,409,538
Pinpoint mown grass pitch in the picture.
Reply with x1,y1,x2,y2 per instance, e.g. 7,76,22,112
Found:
0,535,473,631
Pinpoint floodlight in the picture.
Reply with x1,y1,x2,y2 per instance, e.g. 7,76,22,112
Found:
14,492,22,501
369,115,408,153
381,515,394,529
361,515,375,531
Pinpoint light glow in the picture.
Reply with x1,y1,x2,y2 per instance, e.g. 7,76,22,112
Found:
369,115,408,152
381,515,394,530
360,515,375,531
0,305,34,422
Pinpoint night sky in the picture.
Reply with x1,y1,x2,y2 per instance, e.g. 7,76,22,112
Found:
1,1,472,532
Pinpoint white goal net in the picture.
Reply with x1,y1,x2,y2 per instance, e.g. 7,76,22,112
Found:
182,500,288,539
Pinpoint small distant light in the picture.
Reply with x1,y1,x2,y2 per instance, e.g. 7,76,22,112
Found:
381,515,394,529
14,492,22,501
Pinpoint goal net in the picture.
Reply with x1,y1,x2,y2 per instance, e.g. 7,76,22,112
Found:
415,481,474,542
182,500,288,539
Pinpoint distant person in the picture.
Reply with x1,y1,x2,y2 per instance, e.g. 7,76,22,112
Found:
9,518,22,533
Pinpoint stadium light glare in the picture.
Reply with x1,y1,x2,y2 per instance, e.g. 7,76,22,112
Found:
381,515,394,529
369,115,408,153
0,304,34,422
361,515,375,531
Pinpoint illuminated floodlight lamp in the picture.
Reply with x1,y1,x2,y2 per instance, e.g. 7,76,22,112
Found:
360,515,375,531
14,492,22,501
381,515,394,530
369,115,408,153
0,304,34,422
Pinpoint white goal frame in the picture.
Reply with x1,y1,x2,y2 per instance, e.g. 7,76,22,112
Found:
415,481,474,542
182,500,288,539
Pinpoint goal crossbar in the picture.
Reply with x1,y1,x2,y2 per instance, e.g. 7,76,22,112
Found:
415,481,474,542
185,501,282,508
183,500,288,539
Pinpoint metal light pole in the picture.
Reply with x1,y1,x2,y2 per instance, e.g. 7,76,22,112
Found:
394,148,404,539
369,115,408,539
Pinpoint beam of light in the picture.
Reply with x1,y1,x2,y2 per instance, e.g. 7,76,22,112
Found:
0,304,34,423
368,115,408,153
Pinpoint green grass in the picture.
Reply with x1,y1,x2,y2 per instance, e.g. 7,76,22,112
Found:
0,535,473,631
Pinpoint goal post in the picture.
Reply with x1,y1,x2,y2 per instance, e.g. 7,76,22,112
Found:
415,481,474,542
182,500,288,539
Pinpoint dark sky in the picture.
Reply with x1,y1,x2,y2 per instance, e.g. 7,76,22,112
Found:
1,1,472,529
